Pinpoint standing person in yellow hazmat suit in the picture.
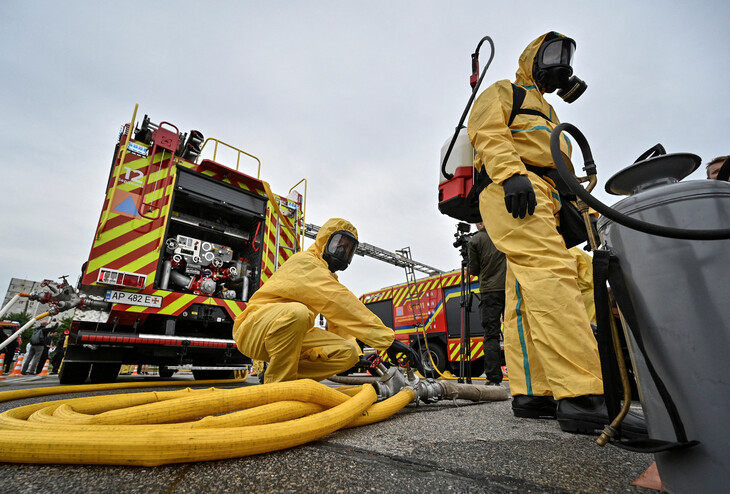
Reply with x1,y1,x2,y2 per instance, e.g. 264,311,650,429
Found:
233,218,420,383
467,32,645,436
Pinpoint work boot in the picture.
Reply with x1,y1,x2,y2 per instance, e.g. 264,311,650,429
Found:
485,381,502,387
557,395,648,439
511,395,557,419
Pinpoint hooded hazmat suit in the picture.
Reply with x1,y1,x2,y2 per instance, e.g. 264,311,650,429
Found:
232,218,395,383
467,32,603,400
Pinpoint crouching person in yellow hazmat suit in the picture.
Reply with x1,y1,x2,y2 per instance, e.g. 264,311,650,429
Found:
233,218,415,383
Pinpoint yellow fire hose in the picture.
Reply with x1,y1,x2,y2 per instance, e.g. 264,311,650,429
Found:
0,379,414,466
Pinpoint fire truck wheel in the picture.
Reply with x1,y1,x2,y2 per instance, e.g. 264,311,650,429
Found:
89,363,122,384
158,365,175,378
192,369,234,380
58,361,91,385
420,341,447,376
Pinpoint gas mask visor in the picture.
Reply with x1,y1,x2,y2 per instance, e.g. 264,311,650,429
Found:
323,230,359,272
538,37,575,68
535,36,587,103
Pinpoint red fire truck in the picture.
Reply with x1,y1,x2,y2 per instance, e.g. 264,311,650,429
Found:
359,268,504,377
62,105,305,384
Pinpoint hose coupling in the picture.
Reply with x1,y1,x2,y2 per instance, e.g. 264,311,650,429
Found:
597,425,618,447
414,379,443,404
372,366,408,400
372,366,422,401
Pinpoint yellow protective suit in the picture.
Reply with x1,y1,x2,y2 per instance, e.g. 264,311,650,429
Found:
467,32,603,400
233,218,395,383
570,246,596,325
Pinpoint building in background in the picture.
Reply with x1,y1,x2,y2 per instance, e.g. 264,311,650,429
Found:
3,278,46,316
2,278,75,319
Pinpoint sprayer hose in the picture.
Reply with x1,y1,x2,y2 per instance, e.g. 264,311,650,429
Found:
550,122,730,240
0,379,414,466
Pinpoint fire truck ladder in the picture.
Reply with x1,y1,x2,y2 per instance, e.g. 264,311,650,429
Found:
303,224,442,276
395,247,426,329
396,246,435,377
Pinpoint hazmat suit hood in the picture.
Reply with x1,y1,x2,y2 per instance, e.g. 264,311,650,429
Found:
515,32,552,88
309,218,358,256
308,218,359,272
516,31,586,103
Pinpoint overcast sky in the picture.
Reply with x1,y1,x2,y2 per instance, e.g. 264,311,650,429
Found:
1,1,728,302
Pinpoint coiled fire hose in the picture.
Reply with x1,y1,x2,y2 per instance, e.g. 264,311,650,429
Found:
0,370,506,466
0,379,412,466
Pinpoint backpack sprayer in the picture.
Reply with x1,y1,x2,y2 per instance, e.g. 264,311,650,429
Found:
438,36,494,224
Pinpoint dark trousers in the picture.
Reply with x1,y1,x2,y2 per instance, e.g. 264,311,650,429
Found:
50,349,65,373
2,342,18,373
35,347,50,374
480,290,505,383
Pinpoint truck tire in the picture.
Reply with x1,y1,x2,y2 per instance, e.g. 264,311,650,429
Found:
89,363,121,384
192,369,234,380
58,362,91,385
420,341,447,377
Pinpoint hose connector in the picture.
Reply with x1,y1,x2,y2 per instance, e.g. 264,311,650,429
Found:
414,379,443,404
372,366,411,401
597,425,618,447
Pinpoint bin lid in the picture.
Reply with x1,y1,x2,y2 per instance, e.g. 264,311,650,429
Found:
605,153,700,196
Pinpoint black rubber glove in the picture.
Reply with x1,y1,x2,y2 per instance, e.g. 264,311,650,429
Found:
502,174,537,219
386,339,424,374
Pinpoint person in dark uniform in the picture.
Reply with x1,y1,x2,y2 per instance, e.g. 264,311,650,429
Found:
468,222,507,386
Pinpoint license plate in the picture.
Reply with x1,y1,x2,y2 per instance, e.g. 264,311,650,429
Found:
105,290,163,308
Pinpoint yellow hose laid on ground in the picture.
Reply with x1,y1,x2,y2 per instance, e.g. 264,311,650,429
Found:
0,379,412,466
0,378,248,403
346,388,415,427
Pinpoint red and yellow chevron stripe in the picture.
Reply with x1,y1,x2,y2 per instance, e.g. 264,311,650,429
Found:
109,291,247,319
448,338,484,361
85,144,176,288
362,269,475,305
260,197,301,284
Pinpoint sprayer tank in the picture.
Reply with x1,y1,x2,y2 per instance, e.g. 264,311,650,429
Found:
439,128,474,184
598,178,730,493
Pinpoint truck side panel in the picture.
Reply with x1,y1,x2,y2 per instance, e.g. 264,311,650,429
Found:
361,269,491,373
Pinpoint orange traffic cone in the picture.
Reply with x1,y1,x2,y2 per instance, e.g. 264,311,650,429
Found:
10,354,24,377
39,359,50,376
131,365,138,375
0,353,6,379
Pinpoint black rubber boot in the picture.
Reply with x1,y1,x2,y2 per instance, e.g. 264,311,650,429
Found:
557,395,648,439
511,395,557,419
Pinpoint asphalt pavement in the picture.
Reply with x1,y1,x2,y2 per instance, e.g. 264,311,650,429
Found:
0,373,658,494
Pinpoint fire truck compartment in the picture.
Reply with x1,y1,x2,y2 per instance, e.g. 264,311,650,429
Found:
158,166,267,300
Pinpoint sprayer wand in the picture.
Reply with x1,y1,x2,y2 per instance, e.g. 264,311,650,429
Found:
441,36,495,181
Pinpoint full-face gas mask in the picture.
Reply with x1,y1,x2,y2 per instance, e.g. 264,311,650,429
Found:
533,34,587,103
323,230,358,272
